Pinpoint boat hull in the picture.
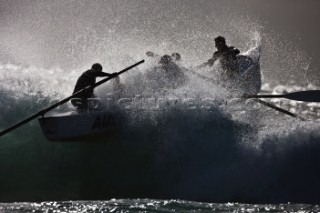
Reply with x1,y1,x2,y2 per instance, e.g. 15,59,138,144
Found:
38,111,119,141
236,44,262,94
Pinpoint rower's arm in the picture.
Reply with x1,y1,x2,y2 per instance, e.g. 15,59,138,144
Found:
230,46,240,55
95,71,116,77
207,52,219,67
99,72,112,77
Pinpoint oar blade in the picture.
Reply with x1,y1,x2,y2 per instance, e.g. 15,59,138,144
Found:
285,90,320,102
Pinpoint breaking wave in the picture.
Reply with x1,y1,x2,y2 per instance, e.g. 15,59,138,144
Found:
0,34,320,204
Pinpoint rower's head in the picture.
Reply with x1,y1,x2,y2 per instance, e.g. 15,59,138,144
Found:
214,36,226,50
91,63,103,72
172,52,181,61
160,55,172,64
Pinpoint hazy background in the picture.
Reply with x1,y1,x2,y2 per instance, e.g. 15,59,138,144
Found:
0,0,319,86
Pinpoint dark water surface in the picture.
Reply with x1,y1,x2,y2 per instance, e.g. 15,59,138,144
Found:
1,199,319,213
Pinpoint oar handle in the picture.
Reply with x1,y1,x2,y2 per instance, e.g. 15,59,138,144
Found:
255,99,306,121
194,61,210,70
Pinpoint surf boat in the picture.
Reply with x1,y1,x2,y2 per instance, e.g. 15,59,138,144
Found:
0,61,145,140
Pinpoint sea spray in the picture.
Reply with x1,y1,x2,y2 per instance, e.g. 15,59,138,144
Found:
1,33,320,203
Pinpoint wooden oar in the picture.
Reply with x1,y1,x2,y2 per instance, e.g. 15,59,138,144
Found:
254,99,306,121
193,61,210,70
0,60,145,138
245,90,320,102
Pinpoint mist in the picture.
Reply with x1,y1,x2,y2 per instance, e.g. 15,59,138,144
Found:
0,0,319,85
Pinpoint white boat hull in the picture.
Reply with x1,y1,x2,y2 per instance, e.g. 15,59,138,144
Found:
234,43,262,95
38,111,119,141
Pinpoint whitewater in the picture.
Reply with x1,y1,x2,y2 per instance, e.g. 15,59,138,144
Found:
0,32,320,208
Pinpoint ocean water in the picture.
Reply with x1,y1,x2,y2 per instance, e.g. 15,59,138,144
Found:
1,199,319,213
0,44,320,205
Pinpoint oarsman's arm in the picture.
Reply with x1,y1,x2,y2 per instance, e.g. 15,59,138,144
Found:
194,52,219,69
94,71,116,77
207,51,219,67
229,46,240,55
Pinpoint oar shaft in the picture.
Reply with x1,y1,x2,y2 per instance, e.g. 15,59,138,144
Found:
95,60,144,88
0,111,43,137
0,60,145,138
255,99,306,121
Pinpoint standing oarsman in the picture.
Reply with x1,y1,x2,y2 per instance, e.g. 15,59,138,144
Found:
207,36,240,78
71,63,116,111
